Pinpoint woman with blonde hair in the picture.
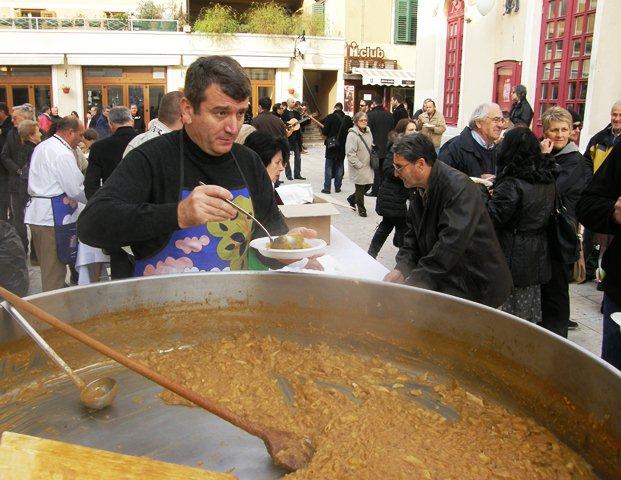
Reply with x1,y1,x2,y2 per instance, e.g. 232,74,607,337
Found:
345,111,375,217
539,106,591,338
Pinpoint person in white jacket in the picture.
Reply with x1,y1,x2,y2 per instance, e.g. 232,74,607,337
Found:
345,112,375,217
25,116,86,291
123,91,183,157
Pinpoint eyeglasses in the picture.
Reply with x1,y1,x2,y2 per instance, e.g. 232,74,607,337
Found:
358,118,368,122
393,162,409,173
487,116,504,123
359,104,366,107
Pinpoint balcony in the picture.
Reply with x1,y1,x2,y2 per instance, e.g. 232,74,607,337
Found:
0,17,179,32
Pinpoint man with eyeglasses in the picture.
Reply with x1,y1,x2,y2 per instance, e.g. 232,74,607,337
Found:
438,103,503,180
383,133,512,308
359,100,371,113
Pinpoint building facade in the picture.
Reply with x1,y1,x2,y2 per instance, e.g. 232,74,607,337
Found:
416,0,621,150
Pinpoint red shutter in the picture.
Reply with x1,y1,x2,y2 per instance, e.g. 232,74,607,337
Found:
443,1,464,126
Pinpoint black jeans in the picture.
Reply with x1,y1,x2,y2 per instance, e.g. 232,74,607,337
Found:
348,184,372,214
9,190,28,252
368,217,407,258
582,227,599,277
285,141,302,178
323,157,344,192
540,258,571,338
602,294,621,370
0,191,8,222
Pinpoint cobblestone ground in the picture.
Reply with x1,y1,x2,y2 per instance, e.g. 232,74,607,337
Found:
26,144,604,357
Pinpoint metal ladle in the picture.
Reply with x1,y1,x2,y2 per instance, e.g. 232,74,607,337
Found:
1,302,118,410
199,182,300,249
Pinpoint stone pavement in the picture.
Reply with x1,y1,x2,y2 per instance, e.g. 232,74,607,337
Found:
25,145,604,357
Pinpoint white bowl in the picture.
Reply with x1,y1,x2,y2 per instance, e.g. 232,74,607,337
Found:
249,237,327,260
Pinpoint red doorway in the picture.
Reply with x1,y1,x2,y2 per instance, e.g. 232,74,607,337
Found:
492,60,522,113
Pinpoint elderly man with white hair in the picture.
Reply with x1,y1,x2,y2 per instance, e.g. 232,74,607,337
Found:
438,103,504,179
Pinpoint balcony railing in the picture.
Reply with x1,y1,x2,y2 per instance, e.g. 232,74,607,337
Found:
0,17,179,32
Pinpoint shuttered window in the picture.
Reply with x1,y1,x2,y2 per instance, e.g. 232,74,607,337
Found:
394,0,417,44
312,3,325,16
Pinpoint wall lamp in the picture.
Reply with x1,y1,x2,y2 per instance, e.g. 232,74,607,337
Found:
294,31,309,60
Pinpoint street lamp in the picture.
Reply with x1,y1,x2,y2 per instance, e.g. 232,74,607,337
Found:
294,31,309,59
476,0,496,16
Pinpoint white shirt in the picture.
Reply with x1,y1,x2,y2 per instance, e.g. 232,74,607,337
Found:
123,118,172,157
25,135,87,226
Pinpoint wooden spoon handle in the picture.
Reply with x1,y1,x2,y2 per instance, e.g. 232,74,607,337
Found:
0,286,267,440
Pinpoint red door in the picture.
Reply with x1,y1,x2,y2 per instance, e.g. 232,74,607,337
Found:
492,61,522,112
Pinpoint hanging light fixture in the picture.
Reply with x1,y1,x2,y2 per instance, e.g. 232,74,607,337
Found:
476,0,496,16
294,31,309,59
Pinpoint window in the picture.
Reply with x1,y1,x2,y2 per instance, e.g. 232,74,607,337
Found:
394,0,418,44
533,0,597,135
443,0,464,126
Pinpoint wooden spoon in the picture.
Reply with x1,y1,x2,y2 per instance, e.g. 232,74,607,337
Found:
0,286,313,472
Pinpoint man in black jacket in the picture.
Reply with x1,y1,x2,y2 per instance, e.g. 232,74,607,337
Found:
320,102,345,193
252,96,287,139
577,144,621,369
391,94,409,125
508,84,533,127
281,98,305,180
438,103,503,179
84,106,137,279
367,95,394,196
384,134,512,308
0,103,12,222
130,104,145,133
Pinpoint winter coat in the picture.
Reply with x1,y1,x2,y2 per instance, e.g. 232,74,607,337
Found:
395,160,512,308
438,126,497,177
321,109,345,160
0,117,12,195
577,143,621,304
509,99,534,127
584,123,621,174
416,110,447,148
345,125,375,185
553,142,591,223
487,170,556,287
0,129,24,193
376,141,409,218
367,106,394,159
336,114,353,163
17,140,36,194
392,103,409,126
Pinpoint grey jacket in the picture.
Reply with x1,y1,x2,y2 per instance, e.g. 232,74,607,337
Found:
345,125,375,185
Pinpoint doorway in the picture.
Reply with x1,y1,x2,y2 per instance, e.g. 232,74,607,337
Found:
492,61,522,113
302,70,337,117
0,66,52,112
82,66,166,127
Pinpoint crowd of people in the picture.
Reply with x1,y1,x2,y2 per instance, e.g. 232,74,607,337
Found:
0,57,619,370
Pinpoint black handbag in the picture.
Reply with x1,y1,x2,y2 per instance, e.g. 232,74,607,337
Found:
325,136,338,149
549,189,580,264
357,133,380,170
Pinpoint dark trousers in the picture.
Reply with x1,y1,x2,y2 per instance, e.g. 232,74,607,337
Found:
368,216,407,258
9,190,28,252
540,258,571,338
0,191,8,222
109,248,134,280
582,227,599,277
602,294,621,370
285,141,302,179
369,157,385,195
347,184,372,215
323,157,344,192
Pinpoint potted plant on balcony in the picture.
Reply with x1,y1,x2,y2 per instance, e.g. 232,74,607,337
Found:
61,85,71,94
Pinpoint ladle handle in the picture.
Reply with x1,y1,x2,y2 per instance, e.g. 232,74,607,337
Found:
1,302,85,390
0,286,269,441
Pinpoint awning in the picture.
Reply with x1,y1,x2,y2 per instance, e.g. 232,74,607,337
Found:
352,67,415,87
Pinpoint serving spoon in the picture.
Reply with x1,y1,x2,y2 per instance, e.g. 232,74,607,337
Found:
1,302,118,410
199,181,302,249
0,286,313,472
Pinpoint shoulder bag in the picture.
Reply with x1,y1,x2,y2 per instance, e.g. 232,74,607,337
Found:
356,133,380,170
549,188,580,265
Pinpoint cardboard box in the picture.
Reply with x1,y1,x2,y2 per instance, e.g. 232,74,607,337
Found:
278,195,340,243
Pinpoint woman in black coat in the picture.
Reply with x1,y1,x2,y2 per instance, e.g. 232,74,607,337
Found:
367,118,414,258
487,127,556,322
509,84,534,127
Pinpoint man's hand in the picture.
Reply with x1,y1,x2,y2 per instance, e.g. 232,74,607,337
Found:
540,138,553,154
613,197,621,225
480,174,496,181
177,184,238,229
383,269,405,284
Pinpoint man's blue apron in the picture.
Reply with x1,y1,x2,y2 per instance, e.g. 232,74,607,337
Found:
51,194,79,265
133,132,256,276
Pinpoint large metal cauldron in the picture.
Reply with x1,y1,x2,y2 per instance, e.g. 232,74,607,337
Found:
1,273,620,478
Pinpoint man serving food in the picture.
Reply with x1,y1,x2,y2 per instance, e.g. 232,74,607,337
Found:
78,56,313,276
